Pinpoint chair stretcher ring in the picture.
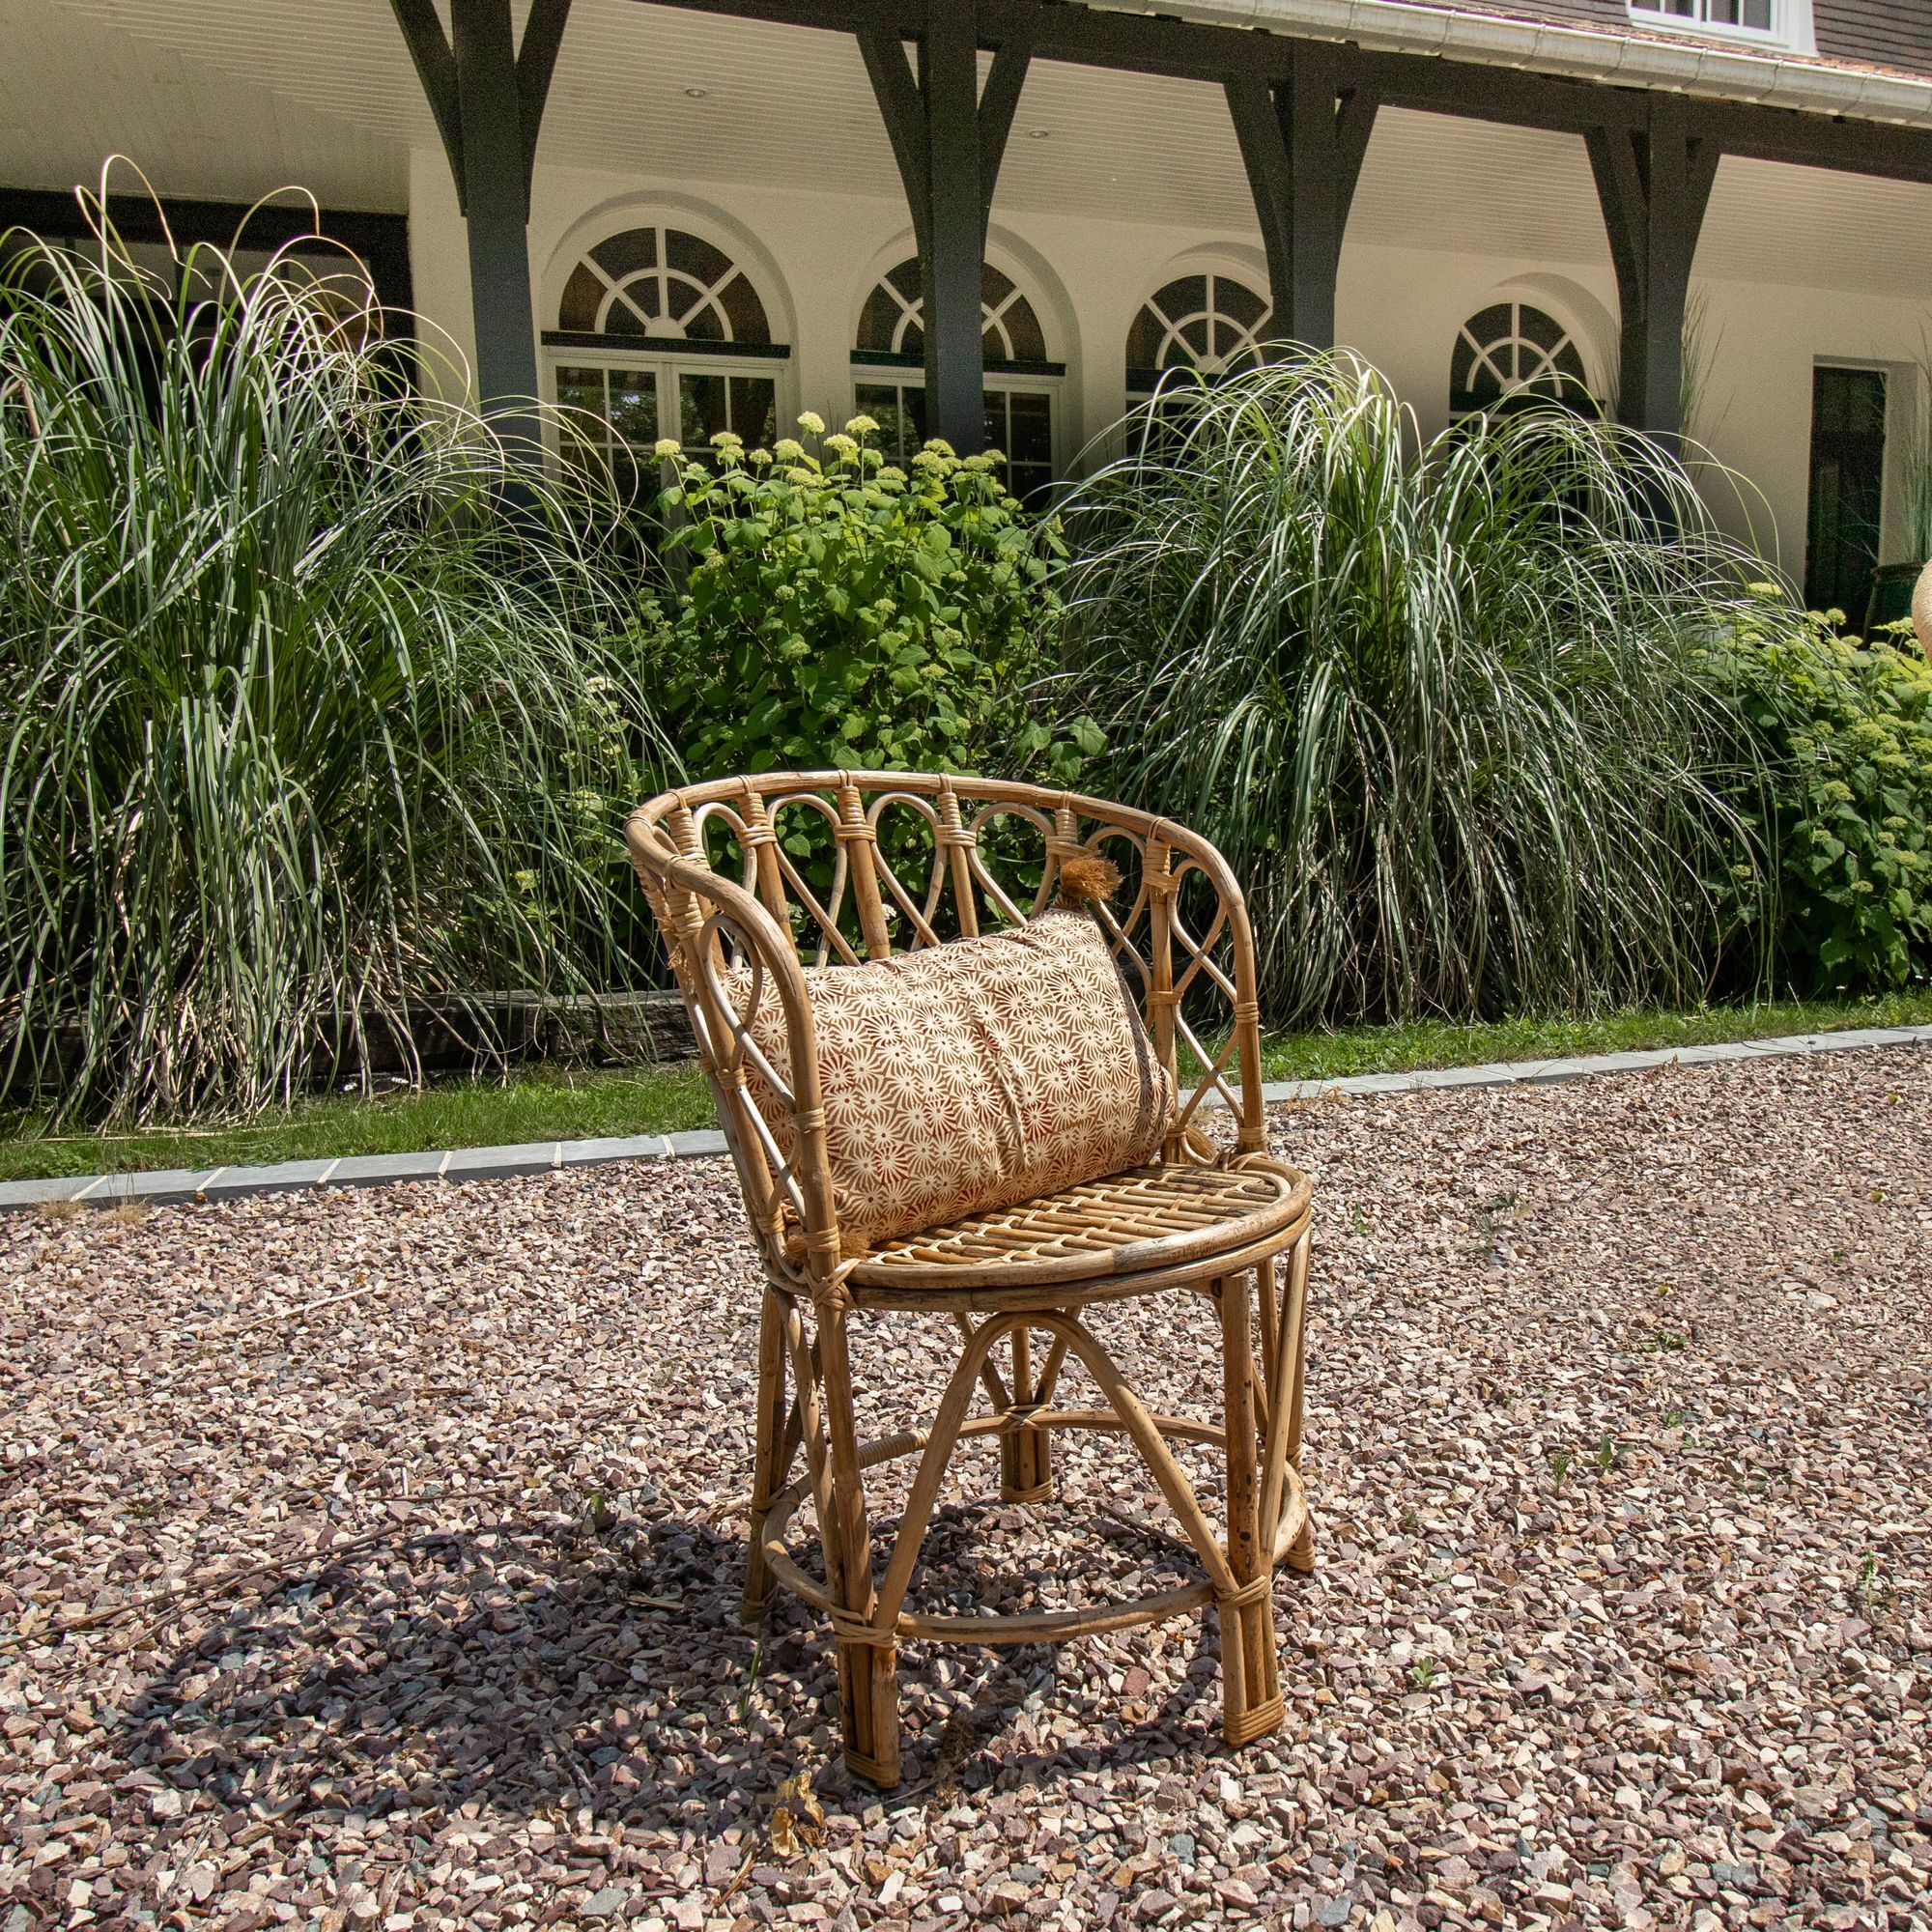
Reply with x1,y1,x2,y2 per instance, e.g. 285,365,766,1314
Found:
759,1408,1310,1648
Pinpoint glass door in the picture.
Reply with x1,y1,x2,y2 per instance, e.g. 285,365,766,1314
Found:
1805,366,1888,623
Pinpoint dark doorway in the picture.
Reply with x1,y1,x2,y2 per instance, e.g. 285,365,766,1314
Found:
1804,364,1888,621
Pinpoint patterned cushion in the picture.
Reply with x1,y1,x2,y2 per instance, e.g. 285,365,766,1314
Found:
732,910,1173,1249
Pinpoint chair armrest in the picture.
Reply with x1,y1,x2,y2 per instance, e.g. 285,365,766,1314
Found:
624,811,848,1290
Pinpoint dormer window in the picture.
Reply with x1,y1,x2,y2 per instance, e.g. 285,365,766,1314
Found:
1627,0,1808,48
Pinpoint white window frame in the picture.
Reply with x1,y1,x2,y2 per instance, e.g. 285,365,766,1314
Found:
1624,0,1815,55
543,343,793,470
847,367,1065,492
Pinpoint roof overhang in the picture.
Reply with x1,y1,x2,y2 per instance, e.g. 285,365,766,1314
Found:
1091,0,1932,130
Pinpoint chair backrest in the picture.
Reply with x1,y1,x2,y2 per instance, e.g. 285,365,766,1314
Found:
625,770,1265,1284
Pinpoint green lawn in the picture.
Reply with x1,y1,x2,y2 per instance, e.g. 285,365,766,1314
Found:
1252,989,1932,1082
3,991,1926,1184
0,1063,716,1183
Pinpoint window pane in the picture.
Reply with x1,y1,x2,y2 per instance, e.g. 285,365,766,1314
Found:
670,277,724,338
610,373,658,448
558,264,605,332
1125,305,1164,373
1005,390,1053,469
1516,303,1565,354
728,377,778,446
1001,294,1047,363
857,282,911,355
591,227,658,281
1161,275,1208,321
717,272,772,346
679,372,728,444
856,382,923,462
555,364,607,426
666,229,732,286
603,295,648,336
1216,277,1268,332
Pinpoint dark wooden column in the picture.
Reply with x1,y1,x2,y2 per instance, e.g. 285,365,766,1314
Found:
861,5,1032,453
389,0,571,441
1226,43,1378,350
1588,98,1720,438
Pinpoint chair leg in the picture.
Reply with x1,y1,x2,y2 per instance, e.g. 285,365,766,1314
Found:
837,1638,901,1789
742,1285,795,1625
1280,1235,1317,1576
818,1299,901,1788
1000,1324,1054,1504
1219,1272,1285,1748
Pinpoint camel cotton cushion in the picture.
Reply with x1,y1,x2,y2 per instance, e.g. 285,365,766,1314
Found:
731,909,1173,1249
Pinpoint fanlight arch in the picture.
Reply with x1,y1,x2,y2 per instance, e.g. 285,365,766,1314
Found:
556,222,773,345
1449,300,1592,415
854,256,1051,365
1126,271,1272,396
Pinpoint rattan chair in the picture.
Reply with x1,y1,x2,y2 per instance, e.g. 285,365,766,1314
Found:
625,771,1314,1787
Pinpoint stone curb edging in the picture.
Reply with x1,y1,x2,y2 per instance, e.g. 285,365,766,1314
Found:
5,1024,1928,1215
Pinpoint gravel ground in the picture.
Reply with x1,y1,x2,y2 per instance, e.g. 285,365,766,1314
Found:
2,1046,1929,1932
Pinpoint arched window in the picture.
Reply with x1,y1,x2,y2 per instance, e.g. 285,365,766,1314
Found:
545,222,788,482
851,257,1062,497
1126,272,1271,398
1450,301,1592,417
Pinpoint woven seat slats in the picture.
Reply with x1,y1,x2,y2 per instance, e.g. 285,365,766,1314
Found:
851,1158,1309,1293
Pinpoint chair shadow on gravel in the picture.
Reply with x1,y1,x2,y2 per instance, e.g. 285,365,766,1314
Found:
115,1497,1239,1833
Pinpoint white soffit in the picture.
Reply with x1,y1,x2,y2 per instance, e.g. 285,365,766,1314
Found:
0,0,409,207
1700,154,1932,295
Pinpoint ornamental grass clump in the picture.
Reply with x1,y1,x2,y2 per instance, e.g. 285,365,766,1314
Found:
1057,352,1772,1026
0,202,669,1125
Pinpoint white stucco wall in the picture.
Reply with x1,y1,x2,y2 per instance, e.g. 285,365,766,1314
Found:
405,144,1932,586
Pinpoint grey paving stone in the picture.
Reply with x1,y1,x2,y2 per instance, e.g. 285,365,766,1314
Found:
0,1175,90,1209
442,1143,560,1181
556,1133,675,1167
1326,1072,1427,1097
200,1158,339,1199
1419,1062,1528,1089
3,1024,1926,1216
74,1167,223,1205
324,1151,450,1187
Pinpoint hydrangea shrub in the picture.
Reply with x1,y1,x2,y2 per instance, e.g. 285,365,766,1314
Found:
652,415,1092,786
1707,589,1932,990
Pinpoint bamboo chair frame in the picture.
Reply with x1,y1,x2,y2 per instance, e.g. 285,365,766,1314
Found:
625,771,1314,1787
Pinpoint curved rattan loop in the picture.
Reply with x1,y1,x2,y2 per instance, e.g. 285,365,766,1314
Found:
621,772,1310,1785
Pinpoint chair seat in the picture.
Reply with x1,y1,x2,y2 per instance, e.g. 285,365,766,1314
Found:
848,1155,1310,1300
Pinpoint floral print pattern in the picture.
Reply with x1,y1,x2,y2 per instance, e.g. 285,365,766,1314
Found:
731,910,1172,1248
